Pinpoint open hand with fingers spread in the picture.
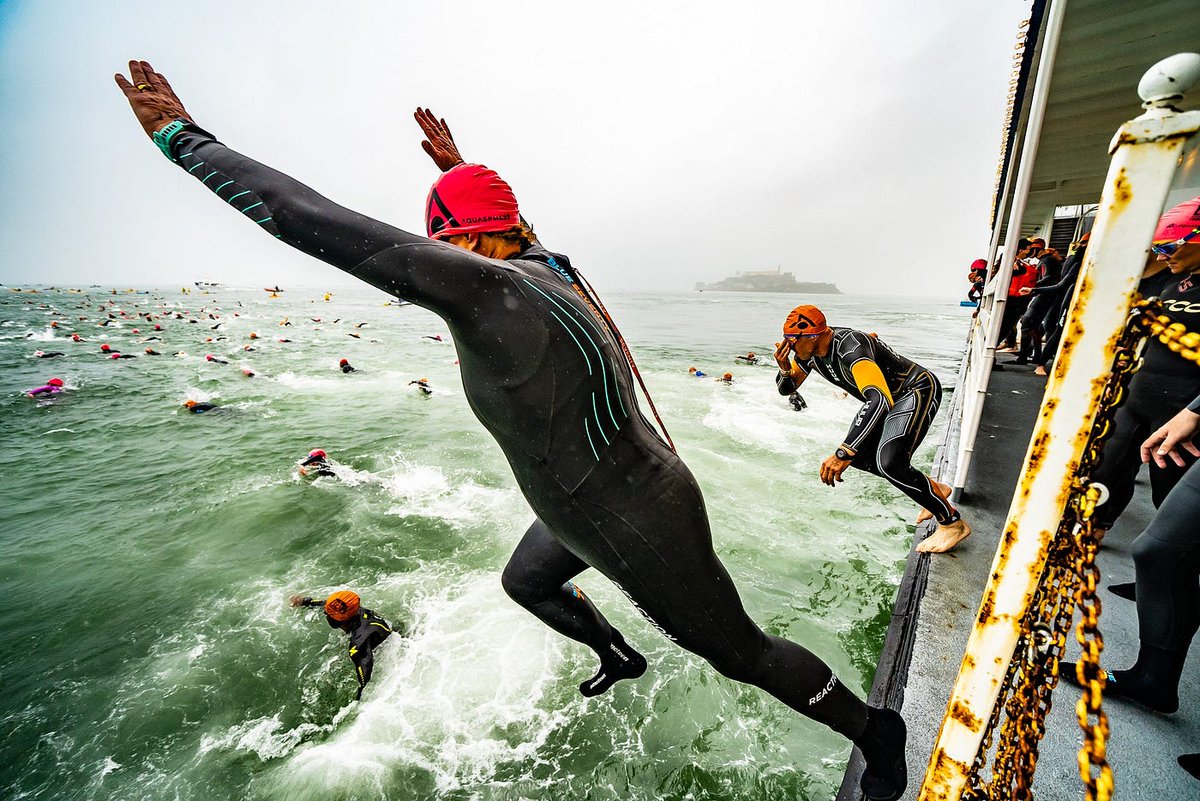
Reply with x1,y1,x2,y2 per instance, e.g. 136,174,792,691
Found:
114,60,193,139
414,108,464,171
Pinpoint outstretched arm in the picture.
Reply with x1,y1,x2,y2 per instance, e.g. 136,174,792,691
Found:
115,61,494,314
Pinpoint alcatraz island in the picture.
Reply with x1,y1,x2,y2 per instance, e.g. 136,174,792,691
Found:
694,268,841,294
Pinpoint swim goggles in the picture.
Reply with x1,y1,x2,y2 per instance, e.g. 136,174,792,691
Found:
1151,227,1200,257
783,331,824,340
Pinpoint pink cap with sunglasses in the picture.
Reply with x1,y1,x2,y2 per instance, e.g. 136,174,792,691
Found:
1153,195,1200,243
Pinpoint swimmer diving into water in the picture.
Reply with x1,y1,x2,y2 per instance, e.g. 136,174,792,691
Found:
774,305,970,554
117,66,907,799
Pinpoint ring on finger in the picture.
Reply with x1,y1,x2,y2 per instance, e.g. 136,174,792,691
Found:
136,83,151,91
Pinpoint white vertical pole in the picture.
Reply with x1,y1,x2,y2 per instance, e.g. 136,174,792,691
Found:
953,0,1070,494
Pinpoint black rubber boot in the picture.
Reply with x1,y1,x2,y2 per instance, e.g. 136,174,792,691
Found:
579,629,647,697
855,706,908,801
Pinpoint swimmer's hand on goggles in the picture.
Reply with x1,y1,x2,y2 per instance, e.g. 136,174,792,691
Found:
774,340,796,374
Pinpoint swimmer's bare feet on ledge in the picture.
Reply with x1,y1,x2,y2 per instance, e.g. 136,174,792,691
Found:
915,518,972,553
915,480,953,524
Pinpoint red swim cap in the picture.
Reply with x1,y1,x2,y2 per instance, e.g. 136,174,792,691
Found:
308,448,326,459
970,259,987,272
48,377,64,387
339,358,348,366
100,343,111,351
1153,195,1200,243
425,163,520,240
205,354,215,361
324,590,360,622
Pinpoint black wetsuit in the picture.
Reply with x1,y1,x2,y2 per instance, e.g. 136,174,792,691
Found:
300,454,337,477
340,363,356,373
777,328,955,524
299,599,393,699
187,402,217,413
1092,270,1200,529
158,124,870,738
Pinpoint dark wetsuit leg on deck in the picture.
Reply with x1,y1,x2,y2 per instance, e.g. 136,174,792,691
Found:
851,371,954,523
156,123,871,738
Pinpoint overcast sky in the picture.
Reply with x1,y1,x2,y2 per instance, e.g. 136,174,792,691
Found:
0,1,1030,296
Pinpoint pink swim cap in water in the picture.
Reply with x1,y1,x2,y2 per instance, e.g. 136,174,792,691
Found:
205,354,215,361
48,378,64,387
1153,195,1200,243
308,449,327,459
425,163,520,240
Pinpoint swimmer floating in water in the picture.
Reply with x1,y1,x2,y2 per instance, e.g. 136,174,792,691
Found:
687,366,706,378
205,354,228,364
34,350,65,358
298,448,336,477
717,372,733,384
118,69,907,800
735,351,759,365
339,358,356,373
182,399,217,413
409,378,432,395
422,334,443,342
289,591,396,701
27,377,65,397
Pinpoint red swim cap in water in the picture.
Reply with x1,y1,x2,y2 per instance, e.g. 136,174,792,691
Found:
48,377,64,387
324,590,360,622
339,358,349,366
100,343,111,351
1153,195,1200,243
425,163,520,240
308,449,327,459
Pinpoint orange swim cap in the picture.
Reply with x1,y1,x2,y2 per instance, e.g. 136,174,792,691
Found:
183,399,197,408
783,305,828,338
324,590,361,622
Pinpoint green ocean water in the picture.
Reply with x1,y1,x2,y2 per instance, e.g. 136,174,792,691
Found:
0,286,968,801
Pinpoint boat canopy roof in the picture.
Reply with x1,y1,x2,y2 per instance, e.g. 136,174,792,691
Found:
997,0,1200,241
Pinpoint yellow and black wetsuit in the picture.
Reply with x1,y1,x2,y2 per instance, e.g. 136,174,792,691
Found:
777,327,956,524
299,599,393,699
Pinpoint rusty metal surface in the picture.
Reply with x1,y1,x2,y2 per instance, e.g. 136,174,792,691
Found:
919,122,1195,800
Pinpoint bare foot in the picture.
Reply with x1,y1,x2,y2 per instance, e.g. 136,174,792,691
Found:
915,480,953,524
915,518,972,553
1034,365,1048,376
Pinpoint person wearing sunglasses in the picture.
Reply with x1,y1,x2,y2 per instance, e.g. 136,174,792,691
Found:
116,62,909,800
290,591,395,701
1088,195,1200,537
774,306,970,554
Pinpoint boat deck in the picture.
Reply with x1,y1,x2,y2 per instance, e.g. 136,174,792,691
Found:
841,363,1199,800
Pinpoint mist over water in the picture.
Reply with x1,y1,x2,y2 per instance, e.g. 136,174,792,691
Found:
1,285,969,801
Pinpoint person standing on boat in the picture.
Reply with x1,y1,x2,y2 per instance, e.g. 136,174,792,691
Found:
1089,195,1200,534
116,62,908,800
774,305,971,554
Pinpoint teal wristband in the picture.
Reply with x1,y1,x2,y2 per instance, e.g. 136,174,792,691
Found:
152,120,188,162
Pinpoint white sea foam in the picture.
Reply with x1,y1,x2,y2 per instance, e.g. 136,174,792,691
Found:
276,581,568,794
380,461,519,527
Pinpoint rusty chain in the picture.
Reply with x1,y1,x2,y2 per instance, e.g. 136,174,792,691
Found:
960,297,1193,801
